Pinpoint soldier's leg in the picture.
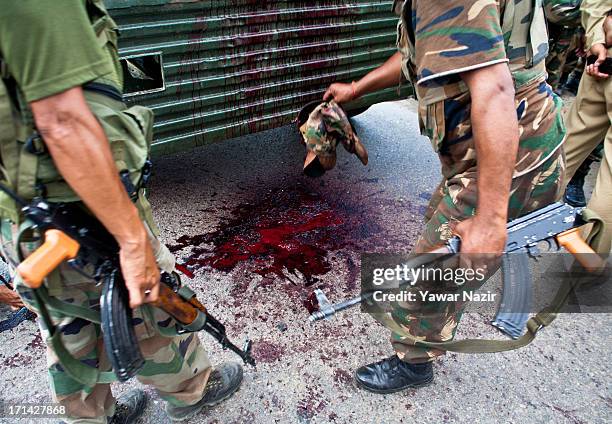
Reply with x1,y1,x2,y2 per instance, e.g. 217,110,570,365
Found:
131,222,213,408
391,151,564,363
9,214,214,422
563,75,611,252
423,178,446,222
134,306,211,408
564,75,608,182
563,56,585,95
564,145,600,207
546,25,572,90
585,88,612,253
560,32,580,79
17,282,116,424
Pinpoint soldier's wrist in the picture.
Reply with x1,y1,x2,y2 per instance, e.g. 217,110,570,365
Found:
113,209,148,248
352,81,362,100
474,212,507,227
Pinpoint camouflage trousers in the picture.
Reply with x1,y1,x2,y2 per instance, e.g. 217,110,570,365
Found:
546,24,581,90
378,87,566,363
5,212,211,424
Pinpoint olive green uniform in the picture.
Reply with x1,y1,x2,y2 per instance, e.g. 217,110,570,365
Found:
563,0,612,254
0,2,211,422
385,0,565,363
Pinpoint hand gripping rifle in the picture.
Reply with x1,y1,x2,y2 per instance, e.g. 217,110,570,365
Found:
309,202,606,340
4,189,255,382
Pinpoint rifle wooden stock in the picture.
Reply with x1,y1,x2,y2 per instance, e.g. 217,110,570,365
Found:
556,228,606,272
152,284,204,326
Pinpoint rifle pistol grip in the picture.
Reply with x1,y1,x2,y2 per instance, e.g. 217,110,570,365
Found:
17,230,80,289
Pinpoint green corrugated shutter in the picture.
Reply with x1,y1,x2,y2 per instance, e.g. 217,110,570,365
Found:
107,1,412,156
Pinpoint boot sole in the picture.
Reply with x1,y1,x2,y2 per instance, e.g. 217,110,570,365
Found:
353,374,433,394
167,380,243,422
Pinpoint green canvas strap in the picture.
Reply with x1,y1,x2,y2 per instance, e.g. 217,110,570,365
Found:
35,285,102,324
15,140,39,200
177,285,196,301
16,218,116,385
386,275,576,354
47,332,117,385
31,286,116,386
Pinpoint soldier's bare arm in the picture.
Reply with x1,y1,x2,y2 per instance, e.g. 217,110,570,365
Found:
452,63,519,256
30,87,160,308
324,52,403,103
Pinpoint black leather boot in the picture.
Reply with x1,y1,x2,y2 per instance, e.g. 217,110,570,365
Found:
562,70,581,96
354,355,433,394
564,156,595,207
110,389,148,424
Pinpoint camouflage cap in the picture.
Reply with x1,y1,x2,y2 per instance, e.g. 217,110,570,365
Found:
297,100,368,178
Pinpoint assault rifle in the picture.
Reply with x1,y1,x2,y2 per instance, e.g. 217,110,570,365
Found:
5,191,255,382
309,202,605,340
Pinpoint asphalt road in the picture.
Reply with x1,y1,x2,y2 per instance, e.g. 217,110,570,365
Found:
0,100,610,424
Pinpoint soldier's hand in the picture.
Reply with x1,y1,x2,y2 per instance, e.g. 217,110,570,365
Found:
0,284,25,310
119,231,160,308
586,43,610,79
323,83,355,104
452,216,505,276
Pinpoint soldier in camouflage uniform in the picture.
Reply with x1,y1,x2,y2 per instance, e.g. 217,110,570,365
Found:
0,2,242,423
544,0,583,90
325,0,565,392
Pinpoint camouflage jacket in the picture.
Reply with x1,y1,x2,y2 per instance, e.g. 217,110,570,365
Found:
393,0,564,178
394,0,549,106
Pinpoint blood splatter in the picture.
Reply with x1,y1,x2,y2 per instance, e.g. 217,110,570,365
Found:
169,186,355,285
252,340,285,363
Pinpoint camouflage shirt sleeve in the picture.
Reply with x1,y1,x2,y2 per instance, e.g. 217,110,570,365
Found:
413,1,508,87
